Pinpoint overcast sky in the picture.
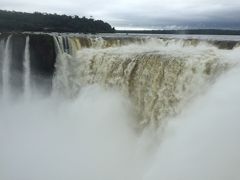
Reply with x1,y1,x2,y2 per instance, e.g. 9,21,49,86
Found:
1,0,240,29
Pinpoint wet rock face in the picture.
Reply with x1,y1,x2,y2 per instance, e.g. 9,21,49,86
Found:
0,33,56,95
0,33,56,77
10,34,26,94
28,34,56,93
29,34,56,77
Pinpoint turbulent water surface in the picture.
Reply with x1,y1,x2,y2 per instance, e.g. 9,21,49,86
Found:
0,33,240,180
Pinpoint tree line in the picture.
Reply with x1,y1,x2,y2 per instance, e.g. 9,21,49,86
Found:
0,10,115,33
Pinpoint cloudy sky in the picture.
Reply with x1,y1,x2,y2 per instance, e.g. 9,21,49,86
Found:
1,0,240,29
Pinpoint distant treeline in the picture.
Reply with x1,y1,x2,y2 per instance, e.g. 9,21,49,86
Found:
117,29,240,35
0,10,115,33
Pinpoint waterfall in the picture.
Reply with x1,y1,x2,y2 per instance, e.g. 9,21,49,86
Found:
53,36,233,126
0,33,238,126
23,36,31,99
52,36,73,96
0,39,4,93
2,35,12,100
1,33,240,180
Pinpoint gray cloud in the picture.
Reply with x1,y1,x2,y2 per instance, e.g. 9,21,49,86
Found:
1,0,240,29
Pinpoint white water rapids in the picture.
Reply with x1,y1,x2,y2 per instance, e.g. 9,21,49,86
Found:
0,35,240,180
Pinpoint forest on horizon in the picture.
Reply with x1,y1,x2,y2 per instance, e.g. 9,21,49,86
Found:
0,10,115,33
1,9,240,35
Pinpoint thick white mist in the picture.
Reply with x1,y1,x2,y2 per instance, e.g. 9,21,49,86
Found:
2,67,240,180
0,86,149,180
143,67,240,180
1,35,240,180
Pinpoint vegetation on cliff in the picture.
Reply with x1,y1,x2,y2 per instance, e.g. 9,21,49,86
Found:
0,10,115,33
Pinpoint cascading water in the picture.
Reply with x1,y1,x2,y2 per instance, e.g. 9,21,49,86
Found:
1,33,240,180
23,36,31,99
2,35,12,100
0,39,4,93
53,36,231,126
